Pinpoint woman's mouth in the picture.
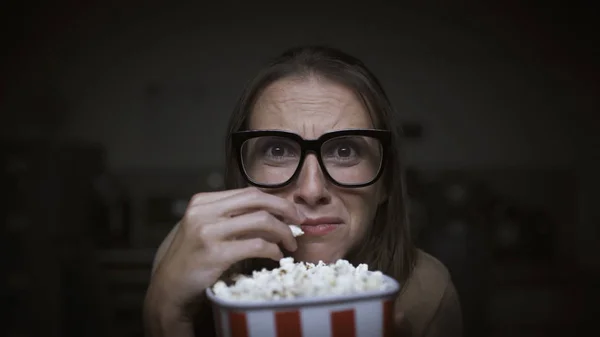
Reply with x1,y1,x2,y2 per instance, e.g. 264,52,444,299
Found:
300,217,343,236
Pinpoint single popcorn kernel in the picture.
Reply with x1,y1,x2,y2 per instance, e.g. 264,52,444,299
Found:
288,224,304,237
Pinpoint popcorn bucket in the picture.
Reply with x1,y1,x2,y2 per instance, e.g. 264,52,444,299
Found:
206,274,400,337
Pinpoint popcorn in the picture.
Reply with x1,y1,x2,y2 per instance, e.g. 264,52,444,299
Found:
211,257,387,301
289,224,304,237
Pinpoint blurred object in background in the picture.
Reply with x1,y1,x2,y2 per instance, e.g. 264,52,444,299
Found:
1,138,113,337
92,172,131,249
412,168,580,336
416,170,493,337
490,202,557,263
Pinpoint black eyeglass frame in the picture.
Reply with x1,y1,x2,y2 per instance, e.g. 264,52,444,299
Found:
231,129,392,188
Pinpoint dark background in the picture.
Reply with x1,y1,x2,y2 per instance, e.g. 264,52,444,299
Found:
1,1,598,336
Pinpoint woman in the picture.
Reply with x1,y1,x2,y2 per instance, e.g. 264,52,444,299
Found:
144,46,462,337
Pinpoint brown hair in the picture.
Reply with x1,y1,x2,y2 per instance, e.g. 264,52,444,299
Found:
222,45,416,284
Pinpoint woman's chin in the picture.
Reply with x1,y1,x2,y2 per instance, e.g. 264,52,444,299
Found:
290,245,345,264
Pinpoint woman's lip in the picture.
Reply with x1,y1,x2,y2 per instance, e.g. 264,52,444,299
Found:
300,224,340,236
301,217,343,226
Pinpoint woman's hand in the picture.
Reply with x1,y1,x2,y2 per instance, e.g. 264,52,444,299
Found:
144,187,305,336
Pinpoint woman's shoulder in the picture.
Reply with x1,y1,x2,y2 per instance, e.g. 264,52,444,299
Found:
408,249,452,290
394,249,461,337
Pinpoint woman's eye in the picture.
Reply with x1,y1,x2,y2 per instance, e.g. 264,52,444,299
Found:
264,143,296,157
328,142,358,158
269,145,286,157
336,145,354,157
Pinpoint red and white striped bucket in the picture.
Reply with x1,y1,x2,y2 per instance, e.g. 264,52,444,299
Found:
206,275,400,337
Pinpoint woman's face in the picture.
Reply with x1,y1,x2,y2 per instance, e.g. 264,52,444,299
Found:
248,76,386,263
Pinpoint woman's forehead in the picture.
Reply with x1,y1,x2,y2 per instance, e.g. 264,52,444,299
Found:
249,77,376,137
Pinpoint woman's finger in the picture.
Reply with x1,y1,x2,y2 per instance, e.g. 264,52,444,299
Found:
207,188,305,225
202,210,298,252
189,187,252,206
217,238,284,264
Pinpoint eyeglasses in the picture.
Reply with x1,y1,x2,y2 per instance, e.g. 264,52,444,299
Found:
231,129,391,188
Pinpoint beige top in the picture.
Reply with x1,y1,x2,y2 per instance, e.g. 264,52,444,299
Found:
395,250,463,337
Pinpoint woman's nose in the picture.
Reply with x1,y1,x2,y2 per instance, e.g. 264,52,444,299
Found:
292,154,331,207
